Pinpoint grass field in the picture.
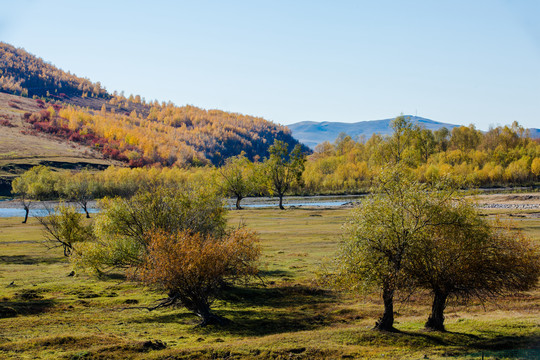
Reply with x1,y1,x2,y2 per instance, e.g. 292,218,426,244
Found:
0,207,538,359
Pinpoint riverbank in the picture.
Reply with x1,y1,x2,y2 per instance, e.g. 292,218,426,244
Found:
0,192,538,218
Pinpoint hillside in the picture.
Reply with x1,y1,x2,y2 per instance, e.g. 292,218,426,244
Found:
0,42,307,169
0,92,122,195
287,116,459,149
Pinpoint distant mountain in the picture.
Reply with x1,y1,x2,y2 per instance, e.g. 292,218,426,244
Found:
287,116,459,149
528,128,540,139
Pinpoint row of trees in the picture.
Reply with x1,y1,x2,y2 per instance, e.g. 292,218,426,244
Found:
11,140,306,222
304,118,540,192
11,117,540,219
29,106,539,190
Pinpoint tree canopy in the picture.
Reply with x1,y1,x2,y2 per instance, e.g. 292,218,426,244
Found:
264,140,307,209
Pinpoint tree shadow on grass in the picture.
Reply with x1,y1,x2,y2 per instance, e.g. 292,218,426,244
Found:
217,283,334,309
257,269,293,278
97,272,127,281
211,307,330,336
0,299,55,318
208,284,336,336
0,255,64,265
130,311,197,325
131,284,337,336
394,329,482,347
472,334,540,352
393,330,539,355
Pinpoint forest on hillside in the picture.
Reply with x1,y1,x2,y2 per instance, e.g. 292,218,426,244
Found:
2,42,539,189
0,42,305,166
21,101,302,167
0,42,107,99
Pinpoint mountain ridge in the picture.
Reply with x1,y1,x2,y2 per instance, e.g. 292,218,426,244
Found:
287,116,458,149
287,116,539,149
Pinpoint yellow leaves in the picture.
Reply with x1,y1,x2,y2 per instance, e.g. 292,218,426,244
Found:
504,157,531,183
532,157,540,177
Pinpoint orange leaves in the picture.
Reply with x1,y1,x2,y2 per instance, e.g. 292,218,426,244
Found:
136,228,260,294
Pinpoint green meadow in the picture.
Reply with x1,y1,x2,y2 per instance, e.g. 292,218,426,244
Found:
0,207,538,359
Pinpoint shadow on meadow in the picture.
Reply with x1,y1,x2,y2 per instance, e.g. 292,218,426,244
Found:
0,289,55,318
216,283,337,336
0,254,64,265
132,283,337,336
337,328,539,358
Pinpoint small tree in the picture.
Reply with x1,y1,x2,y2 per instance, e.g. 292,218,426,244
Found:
56,170,100,218
264,140,306,210
136,228,260,326
12,166,58,223
217,153,259,210
37,203,93,256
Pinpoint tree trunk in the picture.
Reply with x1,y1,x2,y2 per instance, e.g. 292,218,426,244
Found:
374,286,396,331
195,304,229,327
82,203,90,218
278,193,284,210
235,196,243,210
425,291,448,331
22,206,29,224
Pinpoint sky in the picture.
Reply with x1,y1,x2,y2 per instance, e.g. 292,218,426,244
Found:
1,0,539,130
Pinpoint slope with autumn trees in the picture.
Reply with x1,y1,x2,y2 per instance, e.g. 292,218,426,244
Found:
0,42,307,168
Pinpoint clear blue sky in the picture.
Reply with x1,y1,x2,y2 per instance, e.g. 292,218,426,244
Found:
2,0,539,129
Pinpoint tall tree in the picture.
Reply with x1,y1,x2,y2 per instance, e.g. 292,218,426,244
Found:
264,140,306,210
336,167,455,331
387,115,413,164
412,126,436,163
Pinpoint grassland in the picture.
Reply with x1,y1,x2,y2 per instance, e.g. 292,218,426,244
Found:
0,207,538,359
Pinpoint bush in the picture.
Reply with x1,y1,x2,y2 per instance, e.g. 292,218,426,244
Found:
135,228,260,325
73,183,226,272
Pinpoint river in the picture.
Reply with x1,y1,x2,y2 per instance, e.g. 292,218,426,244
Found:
0,195,365,218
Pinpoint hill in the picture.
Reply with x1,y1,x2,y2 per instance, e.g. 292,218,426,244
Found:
287,116,459,149
0,42,307,170
0,92,121,195
528,128,540,139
